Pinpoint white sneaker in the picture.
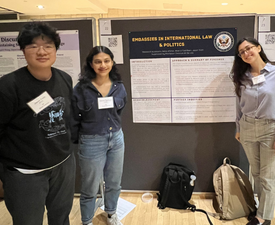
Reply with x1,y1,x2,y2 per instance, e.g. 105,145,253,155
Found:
107,214,123,225
84,223,93,225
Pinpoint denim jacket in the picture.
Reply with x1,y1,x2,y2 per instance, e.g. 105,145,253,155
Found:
70,80,127,143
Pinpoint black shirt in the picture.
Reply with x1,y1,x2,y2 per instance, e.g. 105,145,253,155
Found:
0,67,73,169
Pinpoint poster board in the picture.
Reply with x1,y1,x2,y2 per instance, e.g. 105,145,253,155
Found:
99,14,256,192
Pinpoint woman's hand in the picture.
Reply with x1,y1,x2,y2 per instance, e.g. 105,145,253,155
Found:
235,132,240,142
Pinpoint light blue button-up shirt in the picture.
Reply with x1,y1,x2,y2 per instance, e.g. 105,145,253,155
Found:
236,63,275,132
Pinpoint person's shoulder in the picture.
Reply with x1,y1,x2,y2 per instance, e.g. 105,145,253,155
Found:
0,67,26,89
0,68,28,99
0,72,14,83
52,67,71,78
73,81,87,93
52,67,72,86
114,80,124,86
114,81,127,96
116,80,126,88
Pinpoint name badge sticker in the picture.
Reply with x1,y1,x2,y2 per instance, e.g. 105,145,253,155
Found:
252,74,265,85
98,96,114,109
27,91,54,114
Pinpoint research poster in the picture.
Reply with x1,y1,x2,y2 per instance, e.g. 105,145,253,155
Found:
129,28,237,123
258,32,275,61
0,30,81,86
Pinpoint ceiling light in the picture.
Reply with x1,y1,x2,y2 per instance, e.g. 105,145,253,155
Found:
221,3,228,5
37,5,44,9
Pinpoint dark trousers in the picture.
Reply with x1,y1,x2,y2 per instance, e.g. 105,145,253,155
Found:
2,154,76,225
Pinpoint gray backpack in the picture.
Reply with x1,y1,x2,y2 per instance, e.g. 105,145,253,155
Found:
212,157,256,220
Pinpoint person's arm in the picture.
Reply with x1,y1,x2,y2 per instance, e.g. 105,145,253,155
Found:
70,94,81,144
235,132,240,142
117,84,127,116
235,96,242,142
0,92,15,143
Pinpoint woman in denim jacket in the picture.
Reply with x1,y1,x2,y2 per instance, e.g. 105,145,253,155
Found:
71,46,127,225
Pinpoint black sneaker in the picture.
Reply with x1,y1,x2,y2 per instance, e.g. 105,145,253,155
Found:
263,220,271,225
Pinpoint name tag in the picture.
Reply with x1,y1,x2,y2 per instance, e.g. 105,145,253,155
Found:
98,96,114,109
27,91,54,114
252,74,265,85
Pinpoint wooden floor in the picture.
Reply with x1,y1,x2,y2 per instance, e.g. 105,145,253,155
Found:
0,192,274,225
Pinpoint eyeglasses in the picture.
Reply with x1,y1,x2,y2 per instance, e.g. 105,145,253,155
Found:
24,44,56,53
238,45,256,58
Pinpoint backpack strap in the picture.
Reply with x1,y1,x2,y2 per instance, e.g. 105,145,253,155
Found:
158,168,172,209
220,164,230,218
231,166,256,212
195,209,214,225
178,174,213,225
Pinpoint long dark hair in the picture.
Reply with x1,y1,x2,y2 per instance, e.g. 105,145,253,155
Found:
79,46,121,83
230,37,269,97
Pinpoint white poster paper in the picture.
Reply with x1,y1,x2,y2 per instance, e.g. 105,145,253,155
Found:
130,58,170,98
0,30,81,87
53,30,81,87
100,35,124,64
0,32,24,77
259,16,271,32
132,98,171,123
99,19,112,35
171,56,234,97
130,56,235,123
128,28,237,123
258,32,275,61
172,97,235,123
101,197,136,220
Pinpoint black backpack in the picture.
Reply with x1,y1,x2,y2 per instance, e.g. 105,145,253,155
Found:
157,163,213,225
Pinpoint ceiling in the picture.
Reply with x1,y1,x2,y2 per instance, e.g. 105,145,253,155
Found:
0,0,274,16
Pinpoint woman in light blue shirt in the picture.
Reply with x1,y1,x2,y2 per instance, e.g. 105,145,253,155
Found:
231,37,275,225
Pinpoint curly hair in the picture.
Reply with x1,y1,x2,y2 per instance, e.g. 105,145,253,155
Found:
17,21,60,50
79,46,121,83
230,37,269,97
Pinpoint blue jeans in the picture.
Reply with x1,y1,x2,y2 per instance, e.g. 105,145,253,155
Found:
78,129,124,224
